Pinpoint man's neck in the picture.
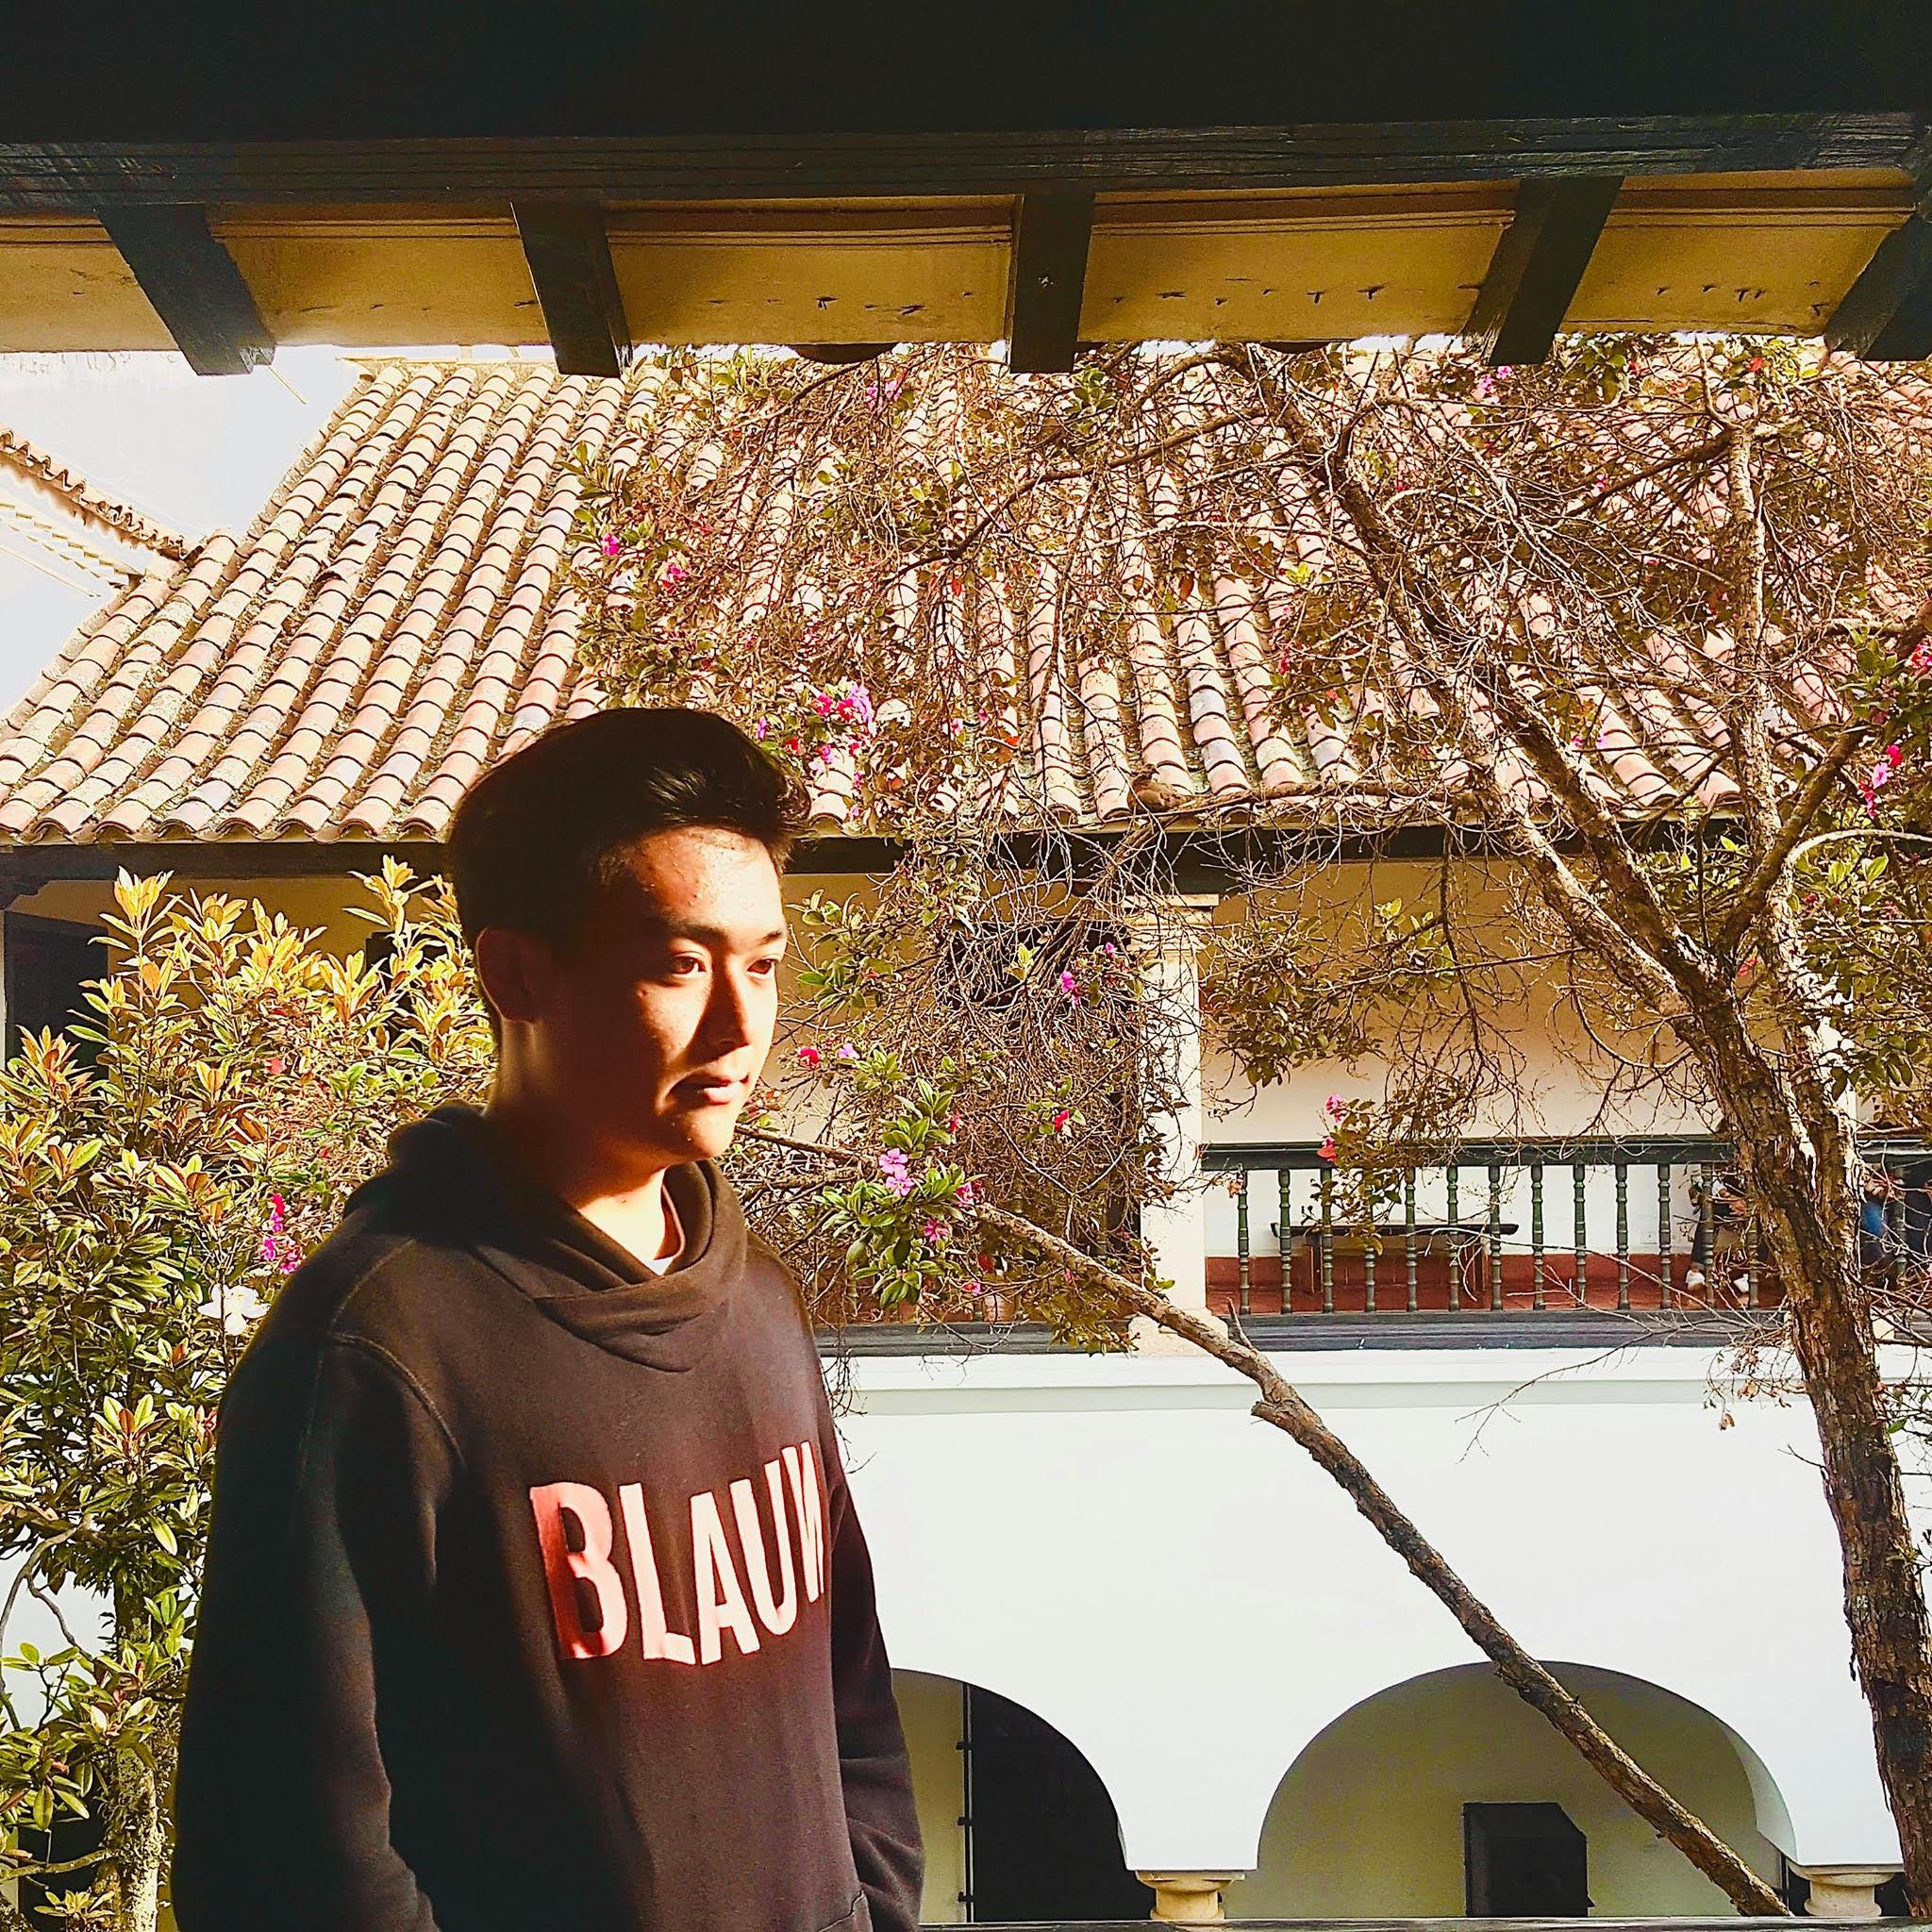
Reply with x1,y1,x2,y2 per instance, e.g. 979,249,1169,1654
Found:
483,1095,683,1274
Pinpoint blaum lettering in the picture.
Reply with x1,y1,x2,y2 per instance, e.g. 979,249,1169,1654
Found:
529,1441,825,1665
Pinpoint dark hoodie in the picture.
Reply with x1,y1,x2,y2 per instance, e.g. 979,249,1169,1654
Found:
173,1107,922,1932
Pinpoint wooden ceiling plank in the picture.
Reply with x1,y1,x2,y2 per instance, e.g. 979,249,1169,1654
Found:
1006,187,1093,374
512,198,632,376
95,205,274,375
1825,209,1932,357
1465,175,1622,366
6,114,1917,208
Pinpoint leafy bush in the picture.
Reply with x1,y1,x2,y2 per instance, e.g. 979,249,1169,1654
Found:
0,866,489,1931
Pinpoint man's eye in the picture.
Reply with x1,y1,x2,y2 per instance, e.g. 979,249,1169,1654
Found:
668,956,706,976
750,955,782,976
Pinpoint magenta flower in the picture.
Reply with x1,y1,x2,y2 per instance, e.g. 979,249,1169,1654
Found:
1050,1108,1073,1134
796,1044,821,1067
922,1219,945,1241
600,532,623,557
1058,971,1079,1001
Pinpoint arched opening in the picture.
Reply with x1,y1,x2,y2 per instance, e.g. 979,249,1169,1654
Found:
892,1668,1151,1924
1225,1662,1789,1921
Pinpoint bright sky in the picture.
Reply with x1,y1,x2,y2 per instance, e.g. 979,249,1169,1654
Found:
0,345,366,713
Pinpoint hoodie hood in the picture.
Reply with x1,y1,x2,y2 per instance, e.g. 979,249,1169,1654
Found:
354,1104,746,1370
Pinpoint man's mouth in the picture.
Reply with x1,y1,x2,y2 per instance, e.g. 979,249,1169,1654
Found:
673,1073,744,1106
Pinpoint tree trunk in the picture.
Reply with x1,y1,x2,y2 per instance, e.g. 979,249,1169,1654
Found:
103,1731,170,1932
971,1198,1791,1917
1736,1127,1932,1913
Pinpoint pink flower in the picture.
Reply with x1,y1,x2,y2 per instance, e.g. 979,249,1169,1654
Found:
878,1149,915,1200
753,719,771,741
269,1193,287,1234
1908,638,1932,676
961,1277,983,1297
1058,971,1079,1002
1050,1108,1073,1134
796,1045,821,1067
946,1113,962,1134
1102,942,1116,958
837,1041,859,1062
954,1179,977,1208
261,1233,279,1265
1324,1094,1346,1119
922,1219,945,1241
600,532,623,557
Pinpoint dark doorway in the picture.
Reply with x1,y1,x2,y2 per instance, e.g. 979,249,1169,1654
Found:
964,1683,1149,1923
1465,1801,1590,1916
4,914,105,1062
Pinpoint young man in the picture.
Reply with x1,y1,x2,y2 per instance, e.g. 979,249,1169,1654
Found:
174,708,923,1932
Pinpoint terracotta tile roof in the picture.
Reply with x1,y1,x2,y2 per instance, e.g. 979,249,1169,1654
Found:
0,354,1828,849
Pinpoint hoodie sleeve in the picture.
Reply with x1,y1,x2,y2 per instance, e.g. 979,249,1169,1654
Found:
824,1443,924,1932
175,1336,456,1932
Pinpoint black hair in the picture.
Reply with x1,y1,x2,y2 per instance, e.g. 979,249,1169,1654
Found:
448,707,807,952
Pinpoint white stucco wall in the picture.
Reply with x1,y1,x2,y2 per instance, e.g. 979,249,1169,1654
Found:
841,1342,1901,1879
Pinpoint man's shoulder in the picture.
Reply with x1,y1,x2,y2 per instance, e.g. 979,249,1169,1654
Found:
252,1208,507,1373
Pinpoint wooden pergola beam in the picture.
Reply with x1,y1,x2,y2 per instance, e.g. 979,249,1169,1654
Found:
1006,188,1094,374
511,199,632,378
96,205,274,376
1464,176,1622,366
1826,209,1932,358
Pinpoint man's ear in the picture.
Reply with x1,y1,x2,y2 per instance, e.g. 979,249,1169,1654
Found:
474,926,552,1027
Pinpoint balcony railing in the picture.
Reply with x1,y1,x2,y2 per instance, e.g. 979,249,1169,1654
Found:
1203,1136,1932,1320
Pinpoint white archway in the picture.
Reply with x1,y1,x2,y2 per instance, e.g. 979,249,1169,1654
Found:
1224,1661,1792,1921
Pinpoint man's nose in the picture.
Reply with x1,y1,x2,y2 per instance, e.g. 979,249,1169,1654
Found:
701,970,758,1055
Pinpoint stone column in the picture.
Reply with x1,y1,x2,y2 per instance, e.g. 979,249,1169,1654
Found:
1130,894,1218,1347
1791,1865,1898,1920
1135,1871,1241,1922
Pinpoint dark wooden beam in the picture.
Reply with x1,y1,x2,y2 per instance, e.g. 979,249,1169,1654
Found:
1826,209,1932,358
510,198,632,377
1464,175,1621,365
1867,261,1932,360
95,205,273,375
6,114,1916,209
1006,188,1093,374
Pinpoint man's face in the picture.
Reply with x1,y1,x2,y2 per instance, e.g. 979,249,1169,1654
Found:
483,826,787,1166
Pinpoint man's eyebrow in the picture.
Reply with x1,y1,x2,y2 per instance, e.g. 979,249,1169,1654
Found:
651,917,789,947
